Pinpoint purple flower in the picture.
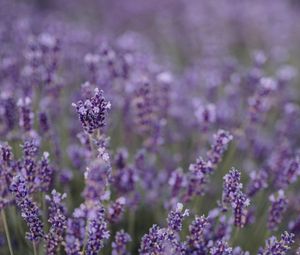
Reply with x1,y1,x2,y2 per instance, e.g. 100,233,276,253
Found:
246,169,268,197
167,203,189,233
65,204,87,255
72,88,111,134
139,225,166,255
210,240,232,255
17,97,34,133
222,168,250,228
112,230,131,255
186,215,210,252
207,130,233,167
37,152,54,192
268,190,288,231
83,158,111,202
10,175,44,242
258,231,294,255
45,190,67,255
248,77,277,123
108,197,126,223
86,203,110,255
184,157,212,201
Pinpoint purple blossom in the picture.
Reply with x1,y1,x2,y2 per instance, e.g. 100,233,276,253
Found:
258,231,294,255
86,203,110,255
207,130,233,167
10,175,44,242
112,230,131,255
108,197,126,223
268,190,288,231
167,203,189,233
45,190,67,255
72,88,111,134
64,204,87,255
210,240,232,255
17,97,34,133
83,158,111,202
222,168,250,228
186,215,210,252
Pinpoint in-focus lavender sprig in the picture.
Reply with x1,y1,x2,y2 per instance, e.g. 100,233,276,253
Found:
72,88,111,134
45,190,67,255
10,175,44,242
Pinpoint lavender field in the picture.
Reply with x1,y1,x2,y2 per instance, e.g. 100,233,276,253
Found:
1,0,300,254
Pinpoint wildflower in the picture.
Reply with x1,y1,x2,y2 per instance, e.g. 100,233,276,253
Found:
72,88,111,134
86,203,110,255
258,231,294,255
207,130,233,167
10,175,44,241
45,190,67,255
167,203,189,233
222,168,250,228
17,97,34,132
210,240,232,255
108,197,126,223
186,215,210,252
65,204,87,255
112,230,131,255
268,190,288,231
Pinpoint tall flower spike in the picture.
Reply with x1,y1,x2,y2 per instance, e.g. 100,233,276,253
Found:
258,231,294,255
64,203,87,255
222,168,250,228
108,197,126,223
185,157,212,201
210,240,233,255
17,97,34,133
112,230,131,255
45,190,67,255
10,175,44,241
207,130,233,167
186,215,210,252
72,88,111,134
83,158,111,202
86,203,110,255
139,225,166,255
268,190,288,231
167,203,189,233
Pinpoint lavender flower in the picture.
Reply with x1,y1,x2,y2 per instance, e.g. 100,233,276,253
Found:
186,215,210,252
246,169,268,197
86,203,110,255
45,190,67,255
17,97,34,133
139,225,166,255
72,88,111,134
207,130,233,167
268,190,288,231
108,197,126,223
210,240,232,255
10,175,44,241
184,157,212,201
167,203,189,233
258,231,294,255
112,230,131,255
83,158,111,202
222,168,250,228
65,204,87,255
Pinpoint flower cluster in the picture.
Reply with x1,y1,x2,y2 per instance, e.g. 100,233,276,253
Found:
72,88,111,134
222,168,250,227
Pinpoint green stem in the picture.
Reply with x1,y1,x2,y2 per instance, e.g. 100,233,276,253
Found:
128,210,135,252
1,209,14,255
33,241,38,255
